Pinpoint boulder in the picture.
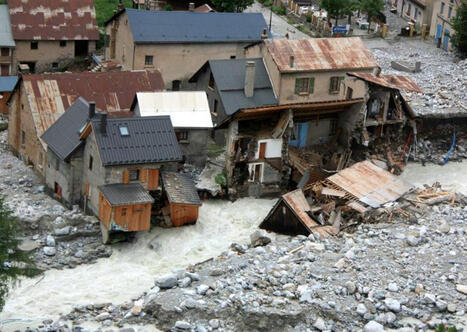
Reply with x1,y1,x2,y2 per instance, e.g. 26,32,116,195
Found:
155,274,178,289
43,246,56,256
250,230,271,247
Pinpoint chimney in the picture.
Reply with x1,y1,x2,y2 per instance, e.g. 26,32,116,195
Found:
100,113,107,135
88,102,96,119
189,2,195,11
261,28,268,39
289,55,294,68
244,61,256,98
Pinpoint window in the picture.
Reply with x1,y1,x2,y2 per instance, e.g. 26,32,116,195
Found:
440,2,445,14
88,155,93,170
448,6,452,17
21,130,25,145
30,41,38,50
176,131,189,142
329,77,343,94
407,3,411,14
119,126,129,136
52,62,58,69
121,208,127,216
329,119,338,136
129,169,140,181
1,48,9,56
294,77,315,94
144,55,153,66
59,40,67,47
208,72,215,89
230,55,236,59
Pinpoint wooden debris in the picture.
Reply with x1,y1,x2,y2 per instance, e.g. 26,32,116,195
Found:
321,187,346,197
288,245,304,254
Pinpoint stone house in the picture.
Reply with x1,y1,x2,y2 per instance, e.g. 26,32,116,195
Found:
7,70,165,176
0,4,16,76
132,91,214,167
392,0,434,28
104,8,268,89
429,0,461,51
8,0,99,73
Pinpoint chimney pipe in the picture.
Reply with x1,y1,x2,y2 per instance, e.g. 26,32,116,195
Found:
100,113,107,135
244,61,256,98
261,28,268,39
189,2,195,11
289,55,294,68
88,102,96,119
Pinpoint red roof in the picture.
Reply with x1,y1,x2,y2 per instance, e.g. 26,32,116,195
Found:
347,72,423,93
9,0,99,41
194,4,216,12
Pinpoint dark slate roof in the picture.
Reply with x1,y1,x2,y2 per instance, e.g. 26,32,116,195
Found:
161,172,201,206
41,97,89,160
92,115,182,166
125,9,269,43
208,58,277,120
0,76,18,92
98,183,154,206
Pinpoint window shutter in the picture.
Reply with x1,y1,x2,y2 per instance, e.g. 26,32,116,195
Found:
308,77,315,94
122,170,129,184
140,168,147,183
329,77,334,93
295,78,301,94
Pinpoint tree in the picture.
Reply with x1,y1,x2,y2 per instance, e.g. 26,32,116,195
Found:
322,0,345,25
0,197,40,311
211,0,254,12
452,0,467,55
360,0,384,32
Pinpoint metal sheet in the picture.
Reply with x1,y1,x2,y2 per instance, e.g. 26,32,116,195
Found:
283,189,319,230
348,72,423,93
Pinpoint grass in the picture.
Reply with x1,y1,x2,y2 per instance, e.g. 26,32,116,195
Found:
94,0,133,26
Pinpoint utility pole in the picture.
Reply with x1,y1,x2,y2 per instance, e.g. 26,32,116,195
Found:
269,5,273,31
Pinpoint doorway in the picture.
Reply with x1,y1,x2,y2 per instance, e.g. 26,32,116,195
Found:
75,40,89,56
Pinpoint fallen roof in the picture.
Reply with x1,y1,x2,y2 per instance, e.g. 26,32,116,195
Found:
91,115,182,166
8,0,99,41
0,5,15,47
265,38,378,72
161,172,202,206
325,160,413,208
0,76,18,92
124,8,269,43
19,70,164,150
41,97,90,160
99,183,154,206
134,91,213,128
347,72,423,93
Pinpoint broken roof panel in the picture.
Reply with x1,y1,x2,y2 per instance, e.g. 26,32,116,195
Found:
0,5,15,47
161,172,202,206
326,160,413,208
99,183,154,206
8,0,99,41
265,38,378,72
347,72,423,93
282,189,319,231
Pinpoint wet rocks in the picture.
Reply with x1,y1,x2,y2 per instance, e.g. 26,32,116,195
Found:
155,274,178,289
249,229,271,247
363,321,384,332
43,246,56,256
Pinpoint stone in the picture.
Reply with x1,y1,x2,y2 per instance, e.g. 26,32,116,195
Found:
436,300,447,311
438,220,450,233
384,298,401,313
19,239,40,251
209,319,220,329
447,303,457,313
387,282,399,292
54,226,71,236
95,312,111,321
407,235,420,246
313,317,326,331
46,235,55,247
423,293,436,304
456,284,467,295
155,274,178,289
197,284,210,295
172,268,187,280
357,303,367,316
131,305,142,316
74,250,84,258
414,283,424,294
43,246,56,256
175,321,191,330
363,321,384,332
209,268,223,276
249,230,271,247
345,281,357,295
178,277,192,288
186,272,200,281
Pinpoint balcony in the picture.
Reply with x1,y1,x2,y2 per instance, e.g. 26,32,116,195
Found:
0,56,12,63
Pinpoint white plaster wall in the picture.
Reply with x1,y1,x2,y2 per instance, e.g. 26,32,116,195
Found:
254,139,282,159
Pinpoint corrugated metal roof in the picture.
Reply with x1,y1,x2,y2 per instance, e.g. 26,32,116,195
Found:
125,9,269,43
326,160,413,208
265,38,378,72
8,0,99,41
92,115,182,166
0,5,15,47
21,70,164,150
161,172,202,206
0,76,18,92
99,183,154,206
347,72,423,93
134,91,213,128
41,97,89,160
283,189,319,231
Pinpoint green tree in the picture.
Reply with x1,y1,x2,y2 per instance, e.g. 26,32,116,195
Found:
321,0,345,25
360,0,384,32
211,0,254,12
452,0,467,55
0,197,40,311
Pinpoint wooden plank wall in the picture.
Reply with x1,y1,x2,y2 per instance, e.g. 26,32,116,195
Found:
170,204,199,227
113,203,151,231
98,193,112,229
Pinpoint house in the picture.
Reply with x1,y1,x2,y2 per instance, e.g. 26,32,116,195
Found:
161,171,202,227
0,4,16,76
0,76,17,114
429,0,461,51
104,8,268,89
79,115,182,241
392,0,435,27
8,0,99,73
8,70,164,176
132,91,214,167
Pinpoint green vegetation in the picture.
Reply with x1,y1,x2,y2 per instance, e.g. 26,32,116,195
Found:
452,0,467,56
359,0,385,32
94,0,132,26
0,123,7,132
0,197,41,311
211,0,254,12
263,0,272,7
162,4,173,10
435,324,458,332
272,4,286,15
215,173,227,187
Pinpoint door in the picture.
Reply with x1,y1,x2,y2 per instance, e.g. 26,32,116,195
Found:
254,164,262,182
435,24,442,45
1,64,9,76
442,30,450,51
259,142,267,159
75,40,89,56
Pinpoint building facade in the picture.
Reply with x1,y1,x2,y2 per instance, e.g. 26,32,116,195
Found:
429,0,461,51
0,5,16,76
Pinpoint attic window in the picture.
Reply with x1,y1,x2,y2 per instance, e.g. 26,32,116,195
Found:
119,126,129,136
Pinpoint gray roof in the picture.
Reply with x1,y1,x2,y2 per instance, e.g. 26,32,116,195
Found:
208,58,278,120
125,8,268,44
0,5,15,47
92,115,182,166
41,97,89,160
161,172,201,206
0,76,18,92
98,183,154,206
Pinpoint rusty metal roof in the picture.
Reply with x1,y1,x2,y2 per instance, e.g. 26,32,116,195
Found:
347,72,423,93
326,160,413,208
265,38,378,72
8,0,99,41
282,189,319,231
194,4,216,12
21,70,164,150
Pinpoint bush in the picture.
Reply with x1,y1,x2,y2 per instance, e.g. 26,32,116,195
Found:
306,14,312,22
162,4,173,10
272,4,286,15
263,0,272,7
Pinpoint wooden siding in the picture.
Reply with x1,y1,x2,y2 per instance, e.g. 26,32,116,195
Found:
122,170,130,183
113,203,151,231
147,169,159,190
98,192,112,229
170,203,199,227
260,201,310,236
